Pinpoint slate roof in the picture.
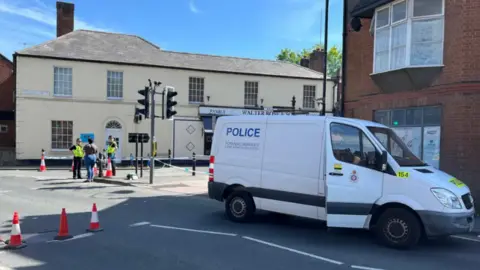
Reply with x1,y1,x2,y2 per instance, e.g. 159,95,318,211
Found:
16,30,324,80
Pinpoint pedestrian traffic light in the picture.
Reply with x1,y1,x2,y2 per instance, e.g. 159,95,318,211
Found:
165,87,177,119
137,86,150,118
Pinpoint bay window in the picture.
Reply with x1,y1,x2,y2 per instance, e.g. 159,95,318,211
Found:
373,0,444,73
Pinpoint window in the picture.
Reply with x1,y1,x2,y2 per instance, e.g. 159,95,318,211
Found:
0,124,7,133
373,0,444,73
330,123,379,169
189,77,204,103
373,106,442,168
53,67,73,96
303,85,316,109
107,71,123,99
51,121,73,150
244,81,258,107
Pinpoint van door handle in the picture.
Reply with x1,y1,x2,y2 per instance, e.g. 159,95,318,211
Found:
329,172,344,176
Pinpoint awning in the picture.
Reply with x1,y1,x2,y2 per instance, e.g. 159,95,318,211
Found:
202,117,213,133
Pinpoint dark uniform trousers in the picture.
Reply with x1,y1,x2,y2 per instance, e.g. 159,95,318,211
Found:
73,156,82,178
108,153,116,176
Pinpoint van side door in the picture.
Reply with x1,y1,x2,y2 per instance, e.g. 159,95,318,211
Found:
325,121,384,229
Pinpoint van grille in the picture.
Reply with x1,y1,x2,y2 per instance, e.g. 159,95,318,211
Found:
461,193,473,210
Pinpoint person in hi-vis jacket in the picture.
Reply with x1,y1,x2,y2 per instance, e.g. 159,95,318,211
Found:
69,138,84,179
107,135,117,176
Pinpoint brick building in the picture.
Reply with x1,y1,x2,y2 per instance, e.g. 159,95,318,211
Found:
0,53,15,149
344,0,480,206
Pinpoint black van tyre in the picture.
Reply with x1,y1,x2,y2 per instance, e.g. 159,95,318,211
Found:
375,208,422,249
225,190,255,223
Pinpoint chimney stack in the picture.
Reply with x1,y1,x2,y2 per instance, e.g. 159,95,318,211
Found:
307,48,326,74
56,1,74,37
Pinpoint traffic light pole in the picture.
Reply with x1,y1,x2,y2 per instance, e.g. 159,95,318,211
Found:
149,81,159,185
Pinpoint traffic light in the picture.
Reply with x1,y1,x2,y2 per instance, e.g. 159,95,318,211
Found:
165,87,178,119
133,107,143,124
137,86,150,118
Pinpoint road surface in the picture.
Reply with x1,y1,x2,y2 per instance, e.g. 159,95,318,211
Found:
1,170,480,270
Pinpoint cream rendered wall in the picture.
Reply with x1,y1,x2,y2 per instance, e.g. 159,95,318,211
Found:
16,56,335,160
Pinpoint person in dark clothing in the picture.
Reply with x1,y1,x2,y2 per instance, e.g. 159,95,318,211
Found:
83,138,98,182
69,138,84,179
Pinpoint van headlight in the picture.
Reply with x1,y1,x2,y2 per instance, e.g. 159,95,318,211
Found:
431,188,462,209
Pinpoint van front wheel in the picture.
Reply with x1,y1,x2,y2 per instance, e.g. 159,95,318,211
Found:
375,208,422,249
225,190,255,223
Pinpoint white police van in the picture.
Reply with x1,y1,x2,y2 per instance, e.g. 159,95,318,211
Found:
207,115,475,249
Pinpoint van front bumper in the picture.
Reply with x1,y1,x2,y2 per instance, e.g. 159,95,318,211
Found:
208,181,227,202
418,210,476,237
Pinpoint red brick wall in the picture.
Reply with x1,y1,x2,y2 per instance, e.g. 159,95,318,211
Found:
0,74,14,111
345,1,480,203
0,120,15,148
0,56,13,85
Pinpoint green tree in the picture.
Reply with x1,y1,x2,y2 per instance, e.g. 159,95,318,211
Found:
275,44,342,77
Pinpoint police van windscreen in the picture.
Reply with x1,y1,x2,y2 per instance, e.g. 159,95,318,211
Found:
368,127,427,167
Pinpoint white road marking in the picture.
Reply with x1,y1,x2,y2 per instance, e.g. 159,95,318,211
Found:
451,235,480,243
150,224,237,237
129,221,150,227
351,265,385,270
242,236,343,265
46,232,94,243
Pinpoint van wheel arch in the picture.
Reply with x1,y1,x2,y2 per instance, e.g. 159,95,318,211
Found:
222,184,256,210
370,203,425,235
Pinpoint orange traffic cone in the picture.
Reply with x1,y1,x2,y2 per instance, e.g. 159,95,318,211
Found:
86,203,103,232
93,163,99,177
54,208,73,241
105,158,113,178
39,153,47,172
5,212,26,249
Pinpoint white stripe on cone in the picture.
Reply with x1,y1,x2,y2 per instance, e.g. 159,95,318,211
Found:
91,211,99,223
11,223,21,236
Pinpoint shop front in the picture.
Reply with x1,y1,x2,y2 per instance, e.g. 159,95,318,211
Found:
373,106,442,169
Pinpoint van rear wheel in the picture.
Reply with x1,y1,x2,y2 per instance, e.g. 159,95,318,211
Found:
225,190,255,223
375,208,422,249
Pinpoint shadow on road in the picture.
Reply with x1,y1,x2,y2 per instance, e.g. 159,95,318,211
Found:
0,191,479,270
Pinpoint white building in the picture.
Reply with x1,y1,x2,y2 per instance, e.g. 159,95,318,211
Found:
14,2,336,163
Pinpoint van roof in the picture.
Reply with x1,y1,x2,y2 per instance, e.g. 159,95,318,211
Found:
217,115,388,129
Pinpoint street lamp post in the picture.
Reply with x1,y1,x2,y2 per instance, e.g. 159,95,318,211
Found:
321,0,330,116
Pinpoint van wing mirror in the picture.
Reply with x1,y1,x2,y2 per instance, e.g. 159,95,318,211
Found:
380,150,388,171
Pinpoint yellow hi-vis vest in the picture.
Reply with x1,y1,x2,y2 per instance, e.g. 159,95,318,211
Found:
73,145,84,157
107,142,116,154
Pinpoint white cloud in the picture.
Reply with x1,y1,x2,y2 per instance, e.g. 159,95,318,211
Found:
0,0,112,59
189,0,201,14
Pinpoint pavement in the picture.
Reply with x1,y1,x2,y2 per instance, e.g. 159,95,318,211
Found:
1,169,480,270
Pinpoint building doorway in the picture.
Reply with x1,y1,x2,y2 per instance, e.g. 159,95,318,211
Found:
104,120,123,163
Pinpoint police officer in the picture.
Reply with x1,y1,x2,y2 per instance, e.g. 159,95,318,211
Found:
107,135,117,176
69,138,84,179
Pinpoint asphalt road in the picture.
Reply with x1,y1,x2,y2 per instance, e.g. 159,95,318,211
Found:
1,170,480,270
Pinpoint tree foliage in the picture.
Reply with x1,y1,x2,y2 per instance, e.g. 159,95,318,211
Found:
276,43,342,77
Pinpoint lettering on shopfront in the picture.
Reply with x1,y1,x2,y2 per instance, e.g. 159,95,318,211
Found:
200,107,292,116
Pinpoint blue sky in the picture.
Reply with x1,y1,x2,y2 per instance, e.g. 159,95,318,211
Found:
0,0,344,61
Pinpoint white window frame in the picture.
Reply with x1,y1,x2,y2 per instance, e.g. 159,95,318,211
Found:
0,124,7,133
53,67,73,97
107,70,124,100
372,0,445,74
244,81,259,107
188,77,205,104
51,120,73,151
303,85,316,109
